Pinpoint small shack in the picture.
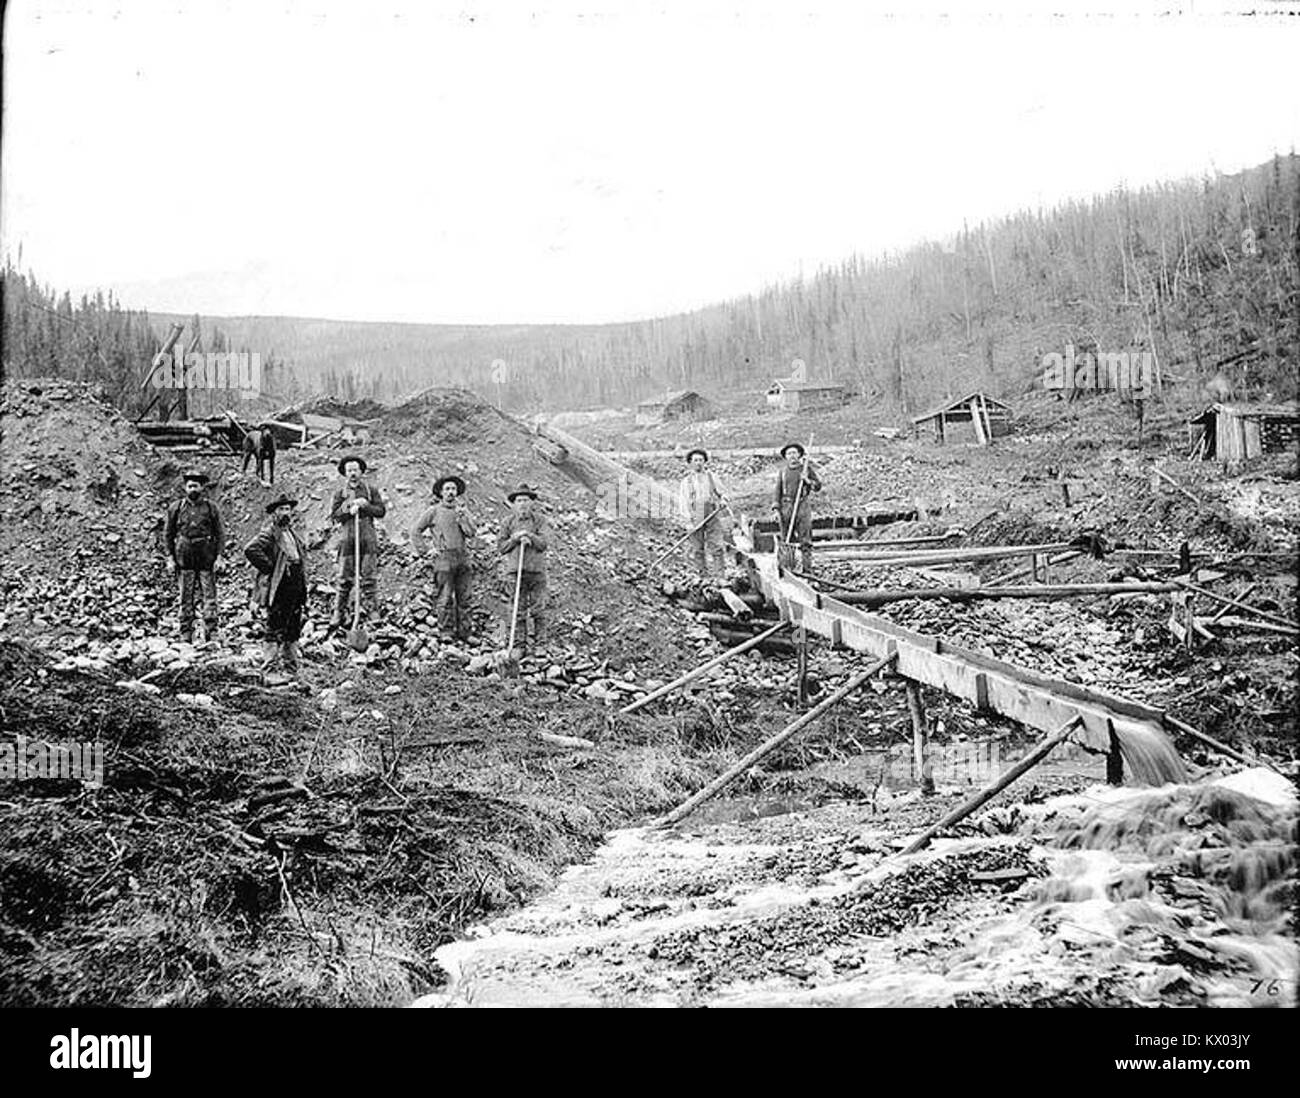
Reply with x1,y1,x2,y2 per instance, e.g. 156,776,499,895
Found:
765,378,846,413
1187,402,1300,466
635,390,712,426
911,392,1012,445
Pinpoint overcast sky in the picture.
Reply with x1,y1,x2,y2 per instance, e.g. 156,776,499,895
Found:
3,0,1298,324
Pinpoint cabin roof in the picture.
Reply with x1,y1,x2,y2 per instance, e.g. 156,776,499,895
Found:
769,379,845,393
911,391,1011,424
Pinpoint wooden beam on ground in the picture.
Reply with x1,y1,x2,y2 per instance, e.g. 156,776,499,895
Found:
832,581,1179,608
1172,578,1299,632
1163,714,1282,774
718,587,753,622
618,620,791,715
818,542,1075,567
900,718,1083,855
654,652,897,827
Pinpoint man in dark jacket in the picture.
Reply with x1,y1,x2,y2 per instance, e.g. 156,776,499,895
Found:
244,493,308,675
497,483,551,654
773,442,822,572
329,455,387,630
412,474,477,640
163,470,227,643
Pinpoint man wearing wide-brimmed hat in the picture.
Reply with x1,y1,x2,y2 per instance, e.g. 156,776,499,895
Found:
678,448,730,581
773,441,823,572
412,474,478,640
329,454,388,631
163,469,227,643
244,493,309,676
498,483,552,654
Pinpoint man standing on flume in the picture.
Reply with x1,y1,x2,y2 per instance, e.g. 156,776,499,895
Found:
773,441,822,573
163,469,227,644
329,454,387,631
678,447,729,582
412,474,478,641
244,493,308,677
498,483,551,655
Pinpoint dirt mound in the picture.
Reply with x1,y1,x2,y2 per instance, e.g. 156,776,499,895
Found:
382,387,516,446
296,394,388,421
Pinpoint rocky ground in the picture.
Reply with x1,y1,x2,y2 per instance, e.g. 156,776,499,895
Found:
1,378,1295,1006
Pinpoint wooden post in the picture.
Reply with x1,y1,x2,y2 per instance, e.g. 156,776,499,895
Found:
1106,721,1125,785
796,623,810,709
619,621,790,715
654,652,897,827
904,680,934,795
900,717,1082,855
970,398,989,445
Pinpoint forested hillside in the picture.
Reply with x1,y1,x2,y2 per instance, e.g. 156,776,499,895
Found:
5,154,1297,416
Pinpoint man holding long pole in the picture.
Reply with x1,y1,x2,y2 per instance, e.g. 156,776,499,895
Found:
329,455,387,632
774,440,822,573
678,448,729,582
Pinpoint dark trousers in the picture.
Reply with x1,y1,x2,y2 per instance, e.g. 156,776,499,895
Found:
267,565,306,644
178,569,217,637
333,549,378,622
435,558,473,638
778,505,814,570
517,571,547,646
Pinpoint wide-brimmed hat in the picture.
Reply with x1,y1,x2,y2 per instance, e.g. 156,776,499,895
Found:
506,482,539,502
685,448,709,463
181,469,209,484
265,493,298,513
780,442,806,458
433,475,466,498
337,454,367,475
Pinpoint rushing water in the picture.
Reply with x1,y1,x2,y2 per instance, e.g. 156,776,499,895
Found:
416,768,1296,1007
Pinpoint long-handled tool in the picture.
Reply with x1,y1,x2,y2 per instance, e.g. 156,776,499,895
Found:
650,505,724,572
779,433,814,567
346,504,369,652
493,540,528,676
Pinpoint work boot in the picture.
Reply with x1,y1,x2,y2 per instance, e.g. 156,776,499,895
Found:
261,640,280,669
203,620,218,644
281,643,300,673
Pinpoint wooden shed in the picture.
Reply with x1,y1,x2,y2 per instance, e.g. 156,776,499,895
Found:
1187,402,1300,466
635,390,712,426
765,379,846,413
911,392,1012,445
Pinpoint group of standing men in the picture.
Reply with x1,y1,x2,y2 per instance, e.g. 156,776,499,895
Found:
676,441,823,580
161,437,824,674
162,454,555,676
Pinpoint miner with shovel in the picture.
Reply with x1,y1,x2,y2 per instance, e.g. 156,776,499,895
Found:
497,483,551,658
329,455,388,633
678,448,731,582
163,469,228,644
773,441,822,573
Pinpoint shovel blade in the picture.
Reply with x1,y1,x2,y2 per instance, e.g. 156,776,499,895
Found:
347,626,369,652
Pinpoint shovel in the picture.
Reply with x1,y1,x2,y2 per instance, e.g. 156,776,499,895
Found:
649,506,724,572
492,541,527,677
779,432,814,569
346,506,369,652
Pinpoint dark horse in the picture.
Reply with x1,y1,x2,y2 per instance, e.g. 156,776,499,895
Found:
241,424,277,484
